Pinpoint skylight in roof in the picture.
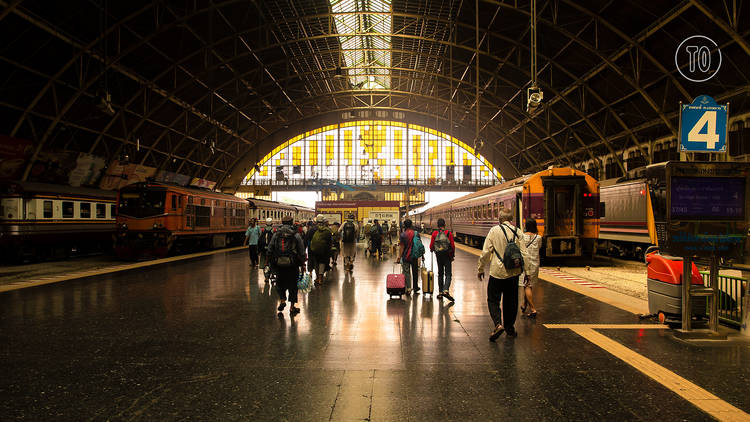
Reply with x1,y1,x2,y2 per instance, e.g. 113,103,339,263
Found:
330,0,391,90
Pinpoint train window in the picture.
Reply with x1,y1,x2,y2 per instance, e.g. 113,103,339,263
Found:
42,201,53,218
109,204,115,218
599,202,606,218
201,199,205,206
80,203,91,218
171,195,177,210
96,203,106,218
62,201,74,218
188,196,193,204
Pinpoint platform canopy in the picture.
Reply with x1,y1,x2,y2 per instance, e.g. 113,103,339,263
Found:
1,1,748,191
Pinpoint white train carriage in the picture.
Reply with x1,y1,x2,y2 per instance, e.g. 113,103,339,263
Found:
0,182,117,261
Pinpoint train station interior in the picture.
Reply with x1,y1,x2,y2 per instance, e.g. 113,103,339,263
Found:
1,0,750,420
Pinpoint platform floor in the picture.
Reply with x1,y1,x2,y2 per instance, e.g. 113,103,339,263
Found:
1,243,749,420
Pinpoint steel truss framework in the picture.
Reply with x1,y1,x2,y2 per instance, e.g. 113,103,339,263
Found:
0,0,748,191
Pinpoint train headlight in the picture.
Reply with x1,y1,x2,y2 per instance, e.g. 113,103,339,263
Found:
120,223,128,230
153,223,158,229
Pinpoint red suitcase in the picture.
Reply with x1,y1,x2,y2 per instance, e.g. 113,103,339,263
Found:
387,265,406,298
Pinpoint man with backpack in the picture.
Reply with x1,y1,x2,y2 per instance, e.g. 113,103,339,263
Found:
370,219,384,259
477,208,531,341
258,217,276,280
267,215,306,315
330,222,341,267
395,219,423,295
429,218,456,302
339,214,359,272
310,215,333,285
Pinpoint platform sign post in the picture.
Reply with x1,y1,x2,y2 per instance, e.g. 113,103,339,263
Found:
657,161,750,334
679,95,728,153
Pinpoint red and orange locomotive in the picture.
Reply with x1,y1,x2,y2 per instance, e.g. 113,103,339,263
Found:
115,181,249,259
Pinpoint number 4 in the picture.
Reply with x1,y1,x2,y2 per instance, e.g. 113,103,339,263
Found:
687,111,720,149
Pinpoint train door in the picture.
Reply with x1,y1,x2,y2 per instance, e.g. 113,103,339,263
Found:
542,176,586,255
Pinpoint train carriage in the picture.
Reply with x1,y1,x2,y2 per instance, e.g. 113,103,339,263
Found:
416,168,600,258
0,181,117,262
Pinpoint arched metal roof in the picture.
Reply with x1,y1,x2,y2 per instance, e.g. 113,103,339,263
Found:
1,0,748,190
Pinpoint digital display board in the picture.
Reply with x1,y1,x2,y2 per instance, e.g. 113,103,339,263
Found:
670,176,745,220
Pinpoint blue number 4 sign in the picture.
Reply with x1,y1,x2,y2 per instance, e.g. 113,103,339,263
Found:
680,95,728,153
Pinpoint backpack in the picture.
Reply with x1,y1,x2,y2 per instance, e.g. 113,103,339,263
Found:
260,226,274,247
389,224,398,235
411,231,425,259
434,230,451,254
342,221,356,242
370,224,382,240
494,224,523,270
310,226,332,254
273,227,298,267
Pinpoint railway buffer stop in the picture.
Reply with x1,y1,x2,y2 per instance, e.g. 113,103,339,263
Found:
646,161,750,336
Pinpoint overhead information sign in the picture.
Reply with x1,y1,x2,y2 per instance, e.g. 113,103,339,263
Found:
679,95,728,153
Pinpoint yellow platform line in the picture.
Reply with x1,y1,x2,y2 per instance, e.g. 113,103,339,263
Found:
545,324,668,330
552,325,750,421
0,246,247,293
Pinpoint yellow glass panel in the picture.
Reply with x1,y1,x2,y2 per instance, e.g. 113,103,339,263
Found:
429,139,438,164
309,140,318,166
412,135,421,165
394,130,403,159
261,166,267,176
293,146,302,166
344,130,353,165
325,135,335,163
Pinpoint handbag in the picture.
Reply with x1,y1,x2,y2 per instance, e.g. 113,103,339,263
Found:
297,272,312,293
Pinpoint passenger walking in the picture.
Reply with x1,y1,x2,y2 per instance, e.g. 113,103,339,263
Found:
429,218,455,302
389,221,398,249
310,215,333,285
520,218,541,318
396,219,422,294
370,219,384,258
268,215,306,315
382,221,390,245
339,214,359,272
305,219,318,274
330,222,341,266
477,208,530,341
364,220,373,253
244,218,261,267
258,217,276,278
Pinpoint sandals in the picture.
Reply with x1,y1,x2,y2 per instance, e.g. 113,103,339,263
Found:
277,302,286,311
520,304,527,313
290,306,300,315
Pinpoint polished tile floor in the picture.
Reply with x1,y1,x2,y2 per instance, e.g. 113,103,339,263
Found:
0,245,748,420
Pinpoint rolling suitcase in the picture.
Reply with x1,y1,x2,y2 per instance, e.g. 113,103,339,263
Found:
421,255,434,296
387,264,406,299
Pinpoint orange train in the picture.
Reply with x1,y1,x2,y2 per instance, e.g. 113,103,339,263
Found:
115,181,250,258
414,168,600,258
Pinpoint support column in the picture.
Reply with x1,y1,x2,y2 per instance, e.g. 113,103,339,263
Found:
681,257,692,331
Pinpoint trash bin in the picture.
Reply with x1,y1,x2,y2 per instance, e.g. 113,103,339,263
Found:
646,249,706,325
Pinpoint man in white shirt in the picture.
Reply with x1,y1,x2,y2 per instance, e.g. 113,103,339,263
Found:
477,208,531,341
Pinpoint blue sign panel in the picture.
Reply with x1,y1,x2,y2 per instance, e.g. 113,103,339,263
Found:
679,95,728,153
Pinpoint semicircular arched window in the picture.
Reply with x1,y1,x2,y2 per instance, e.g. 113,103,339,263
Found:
243,121,502,186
